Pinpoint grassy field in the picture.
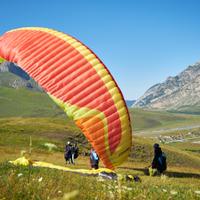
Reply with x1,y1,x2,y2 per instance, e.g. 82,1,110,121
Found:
1,160,200,200
0,87,200,199
0,117,200,199
1,146,200,200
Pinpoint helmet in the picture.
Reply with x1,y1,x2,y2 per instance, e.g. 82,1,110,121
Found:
153,143,159,148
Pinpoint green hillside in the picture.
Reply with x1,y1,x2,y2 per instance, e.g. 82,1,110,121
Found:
129,108,200,132
0,72,41,91
1,86,200,133
0,72,22,86
170,105,200,114
0,87,65,118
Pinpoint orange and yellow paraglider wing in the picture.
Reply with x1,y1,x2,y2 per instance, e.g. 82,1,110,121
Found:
0,57,5,63
0,27,132,169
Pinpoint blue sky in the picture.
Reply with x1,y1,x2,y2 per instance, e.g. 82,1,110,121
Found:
1,0,200,99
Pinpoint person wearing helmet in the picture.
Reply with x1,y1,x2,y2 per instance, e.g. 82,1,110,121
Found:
64,141,72,164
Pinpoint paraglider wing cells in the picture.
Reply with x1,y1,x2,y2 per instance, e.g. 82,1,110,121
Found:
0,27,132,169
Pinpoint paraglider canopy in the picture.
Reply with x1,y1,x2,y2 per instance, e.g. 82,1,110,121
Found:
0,27,132,169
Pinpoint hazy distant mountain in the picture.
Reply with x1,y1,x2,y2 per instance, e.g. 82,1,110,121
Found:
0,62,43,91
126,100,136,107
133,62,200,113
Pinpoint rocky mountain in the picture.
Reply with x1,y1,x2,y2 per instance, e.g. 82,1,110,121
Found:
0,62,43,91
133,62,200,113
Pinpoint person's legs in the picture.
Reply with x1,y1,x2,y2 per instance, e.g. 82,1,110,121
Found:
65,154,69,164
94,161,99,169
68,154,71,164
91,163,96,169
71,153,75,165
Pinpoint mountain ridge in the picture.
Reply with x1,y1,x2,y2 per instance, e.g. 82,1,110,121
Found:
133,61,200,113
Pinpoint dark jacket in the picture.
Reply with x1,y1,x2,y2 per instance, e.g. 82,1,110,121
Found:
152,147,163,172
65,144,72,160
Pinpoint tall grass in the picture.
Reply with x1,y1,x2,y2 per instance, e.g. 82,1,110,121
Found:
0,162,200,200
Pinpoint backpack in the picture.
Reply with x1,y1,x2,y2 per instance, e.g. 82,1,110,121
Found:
158,152,167,172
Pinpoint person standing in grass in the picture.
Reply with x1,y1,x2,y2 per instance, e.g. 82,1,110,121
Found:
90,148,99,169
149,143,167,176
65,141,72,164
